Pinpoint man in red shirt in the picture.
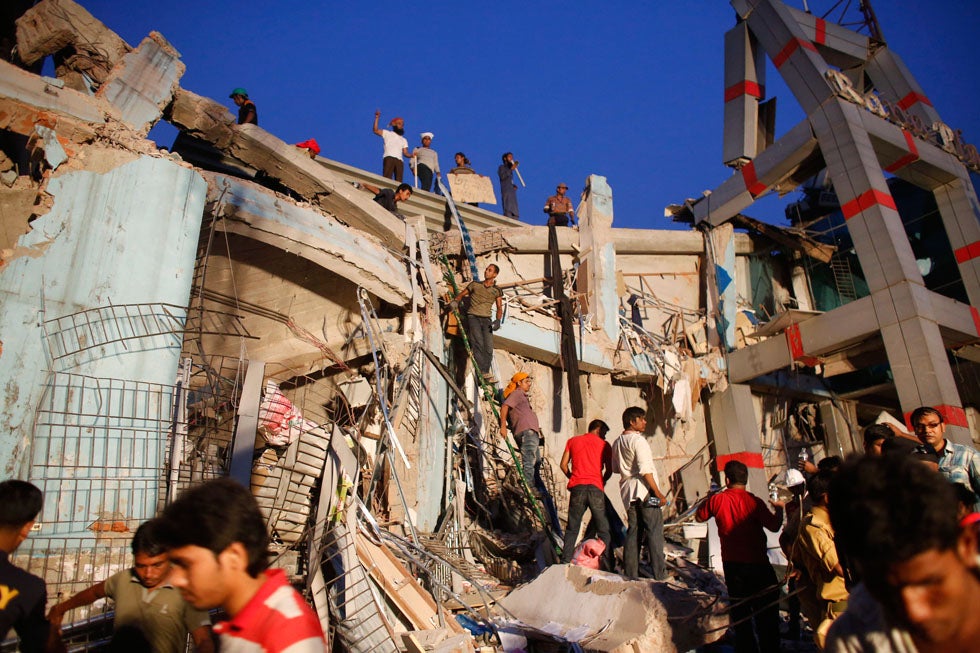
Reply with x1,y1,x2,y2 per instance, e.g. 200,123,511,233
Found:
159,479,326,652
696,460,783,653
559,419,613,564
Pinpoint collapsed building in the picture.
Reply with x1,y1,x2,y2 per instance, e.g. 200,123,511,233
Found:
1,0,979,651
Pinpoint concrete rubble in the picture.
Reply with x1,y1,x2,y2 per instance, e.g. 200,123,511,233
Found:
2,0,980,651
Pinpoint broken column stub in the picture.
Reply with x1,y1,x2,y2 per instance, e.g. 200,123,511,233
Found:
16,0,131,91
497,565,727,652
98,32,185,135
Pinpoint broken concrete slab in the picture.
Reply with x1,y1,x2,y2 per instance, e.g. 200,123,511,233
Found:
97,32,184,135
0,59,105,143
203,171,412,306
497,564,727,652
15,0,131,90
168,88,406,248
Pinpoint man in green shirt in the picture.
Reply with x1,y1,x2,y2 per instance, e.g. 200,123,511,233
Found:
48,519,213,653
450,264,504,382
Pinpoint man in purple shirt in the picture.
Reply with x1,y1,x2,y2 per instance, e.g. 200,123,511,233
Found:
500,372,541,484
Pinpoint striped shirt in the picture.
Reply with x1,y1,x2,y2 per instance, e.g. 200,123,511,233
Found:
214,569,326,652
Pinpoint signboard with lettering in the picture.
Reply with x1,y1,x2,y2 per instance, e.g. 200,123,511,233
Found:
447,172,497,204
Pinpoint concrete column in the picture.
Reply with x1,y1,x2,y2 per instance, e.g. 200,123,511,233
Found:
708,384,767,496
811,98,970,444
933,173,980,305
723,21,765,165
576,175,618,343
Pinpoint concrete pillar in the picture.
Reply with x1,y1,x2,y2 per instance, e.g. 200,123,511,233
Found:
576,174,618,343
811,98,970,444
723,21,766,166
707,384,767,496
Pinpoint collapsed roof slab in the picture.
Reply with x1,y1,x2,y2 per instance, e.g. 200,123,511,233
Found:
0,59,104,143
167,89,405,249
97,32,184,135
15,0,131,90
204,172,412,306
498,564,727,652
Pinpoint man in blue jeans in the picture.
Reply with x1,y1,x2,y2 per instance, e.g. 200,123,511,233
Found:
559,419,612,564
500,373,541,485
612,406,669,580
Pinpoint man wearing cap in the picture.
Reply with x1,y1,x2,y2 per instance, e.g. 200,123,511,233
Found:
544,183,576,226
411,133,440,192
500,373,542,485
498,153,519,219
373,111,410,182
229,88,257,125
295,139,321,159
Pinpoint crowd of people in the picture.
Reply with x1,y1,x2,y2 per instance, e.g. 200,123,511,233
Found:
0,479,327,652
496,393,980,653
227,94,580,226
3,396,979,653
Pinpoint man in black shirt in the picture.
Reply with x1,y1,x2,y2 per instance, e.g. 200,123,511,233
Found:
229,88,257,125
355,181,413,219
0,480,49,652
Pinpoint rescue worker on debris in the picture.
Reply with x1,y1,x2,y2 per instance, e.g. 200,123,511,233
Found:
449,264,503,382
544,182,576,227
500,372,542,486
498,152,519,218
696,460,782,653
229,88,257,125
372,111,410,182
612,407,669,581
825,454,980,653
48,519,214,653
353,181,413,220
0,480,50,653
560,419,612,565
411,132,439,192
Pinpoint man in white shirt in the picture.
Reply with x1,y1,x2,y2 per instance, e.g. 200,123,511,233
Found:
372,111,410,182
611,406,669,580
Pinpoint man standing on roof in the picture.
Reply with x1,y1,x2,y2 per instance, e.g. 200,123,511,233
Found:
48,519,214,653
498,152,519,218
500,373,542,485
229,88,257,125
373,111,410,182
449,264,503,382
613,407,669,581
696,459,783,653
411,132,440,192
544,183,576,226
560,419,613,564
0,480,50,653
911,405,980,511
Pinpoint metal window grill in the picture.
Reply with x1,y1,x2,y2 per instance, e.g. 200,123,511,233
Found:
42,302,253,363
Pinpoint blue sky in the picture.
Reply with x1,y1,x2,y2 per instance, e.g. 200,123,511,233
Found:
81,1,979,229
